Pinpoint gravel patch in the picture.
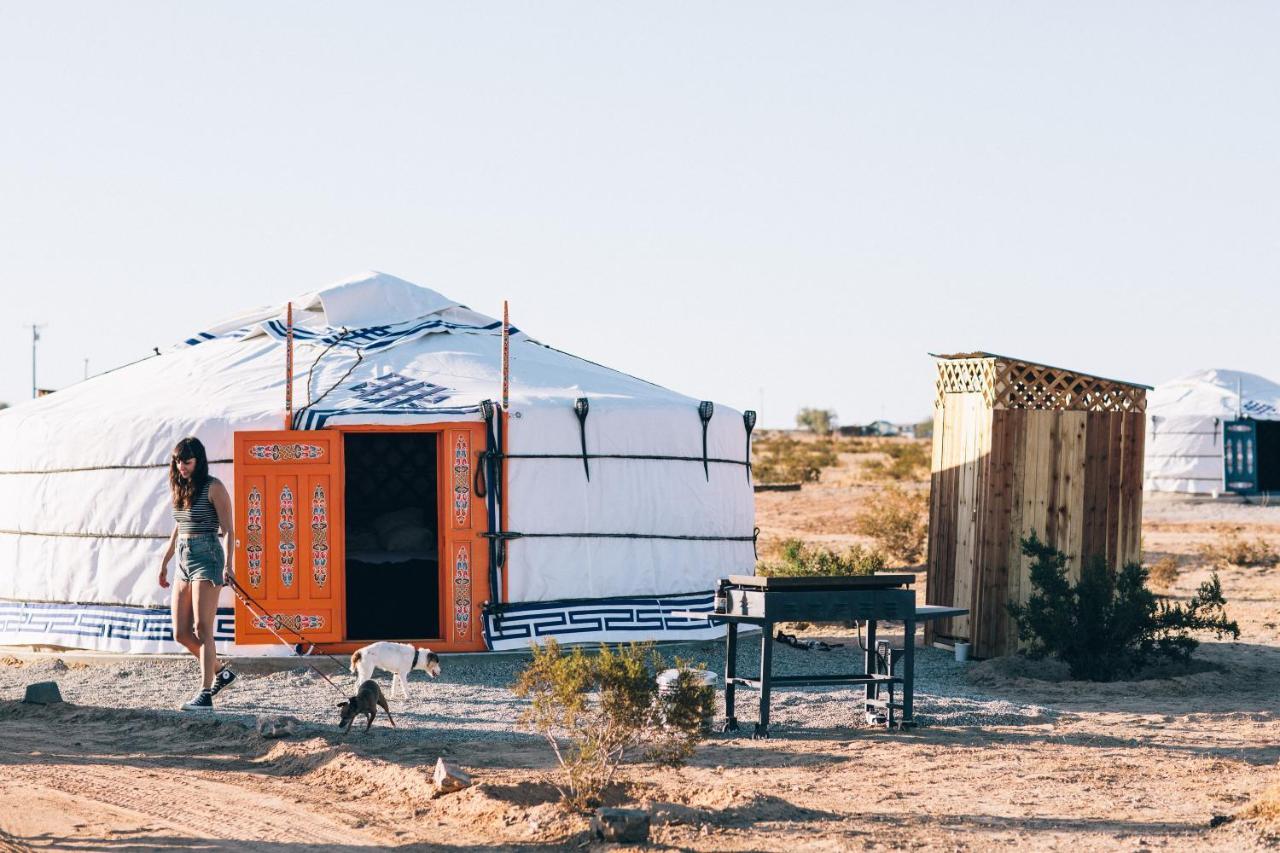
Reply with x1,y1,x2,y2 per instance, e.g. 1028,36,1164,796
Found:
0,636,1055,741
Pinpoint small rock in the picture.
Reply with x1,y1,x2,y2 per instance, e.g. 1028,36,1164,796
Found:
1208,814,1233,828
256,715,298,739
433,758,472,793
50,659,68,672
23,681,63,704
592,808,650,844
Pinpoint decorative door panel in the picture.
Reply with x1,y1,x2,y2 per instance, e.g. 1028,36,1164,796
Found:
440,424,488,650
1224,420,1258,495
234,431,344,644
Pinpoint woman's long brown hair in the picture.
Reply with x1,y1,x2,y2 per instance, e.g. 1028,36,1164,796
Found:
169,437,210,510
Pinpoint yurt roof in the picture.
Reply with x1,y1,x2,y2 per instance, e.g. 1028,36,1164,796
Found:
1148,368,1280,421
0,272,702,469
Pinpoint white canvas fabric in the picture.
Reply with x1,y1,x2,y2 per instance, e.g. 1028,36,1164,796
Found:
0,272,755,651
1145,368,1280,495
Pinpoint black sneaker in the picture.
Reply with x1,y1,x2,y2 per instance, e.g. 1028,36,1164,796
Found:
209,667,237,697
181,689,214,711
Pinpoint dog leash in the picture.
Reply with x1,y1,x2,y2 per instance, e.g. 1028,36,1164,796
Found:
224,574,351,698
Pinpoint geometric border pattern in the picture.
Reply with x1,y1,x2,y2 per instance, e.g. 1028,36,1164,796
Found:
483,590,728,651
0,601,235,654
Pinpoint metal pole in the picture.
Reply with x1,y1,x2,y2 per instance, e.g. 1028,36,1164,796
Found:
501,301,510,411
30,324,44,398
285,302,294,430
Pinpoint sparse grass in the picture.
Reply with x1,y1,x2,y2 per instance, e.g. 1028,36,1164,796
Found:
757,537,886,578
1198,533,1279,569
853,485,929,564
752,434,840,484
1147,555,1180,589
860,440,931,482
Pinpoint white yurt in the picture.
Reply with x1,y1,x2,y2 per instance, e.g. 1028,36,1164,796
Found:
0,272,756,654
1145,368,1280,495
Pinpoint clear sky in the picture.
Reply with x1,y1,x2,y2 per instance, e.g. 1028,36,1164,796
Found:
2,3,1278,428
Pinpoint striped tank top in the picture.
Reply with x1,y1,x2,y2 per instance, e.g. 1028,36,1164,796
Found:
173,477,221,535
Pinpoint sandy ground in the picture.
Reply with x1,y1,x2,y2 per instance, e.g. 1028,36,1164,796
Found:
3,450,1280,850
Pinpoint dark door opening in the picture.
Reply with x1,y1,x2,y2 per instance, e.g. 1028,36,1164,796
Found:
344,433,440,640
1257,421,1280,493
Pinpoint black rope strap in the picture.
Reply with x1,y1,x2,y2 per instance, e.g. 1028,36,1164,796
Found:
502,453,750,466
0,529,169,540
0,459,233,476
481,531,756,542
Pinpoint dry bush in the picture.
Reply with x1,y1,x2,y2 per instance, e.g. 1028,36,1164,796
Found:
1241,780,1280,831
1147,555,1180,589
1198,533,1279,568
853,486,929,564
757,537,886,578
861,440,931,482
512,641,711,810
752,434,839,484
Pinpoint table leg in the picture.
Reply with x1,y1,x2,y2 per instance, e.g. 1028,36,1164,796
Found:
864,618,878,723
722,620,739,733
754,621,773,739
901,616,916,728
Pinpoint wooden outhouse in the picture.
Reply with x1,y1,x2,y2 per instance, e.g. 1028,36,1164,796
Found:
925,353,1150,658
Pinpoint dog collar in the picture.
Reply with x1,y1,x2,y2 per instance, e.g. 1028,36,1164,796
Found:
411,648,420,670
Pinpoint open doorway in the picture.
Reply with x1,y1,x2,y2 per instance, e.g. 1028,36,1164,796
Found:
344,432,440,640
1257,421,1280,493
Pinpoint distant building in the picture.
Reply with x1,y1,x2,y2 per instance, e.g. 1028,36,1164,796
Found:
837,420,916,438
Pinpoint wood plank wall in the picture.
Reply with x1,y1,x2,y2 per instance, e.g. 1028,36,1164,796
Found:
927,404,1146,657
925,391,990,643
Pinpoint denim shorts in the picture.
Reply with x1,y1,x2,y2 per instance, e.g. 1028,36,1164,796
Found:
178,534,225,585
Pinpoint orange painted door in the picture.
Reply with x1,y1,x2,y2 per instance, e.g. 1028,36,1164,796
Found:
233,431,344,645
439,424,488,650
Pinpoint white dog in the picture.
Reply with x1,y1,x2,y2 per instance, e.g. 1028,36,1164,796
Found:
350,642,441,699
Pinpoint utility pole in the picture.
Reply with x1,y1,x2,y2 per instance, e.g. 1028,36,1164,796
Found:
30,324,45,398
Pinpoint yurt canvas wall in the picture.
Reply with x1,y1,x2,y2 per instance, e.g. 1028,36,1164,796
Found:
0,273,756,655
1145,369,1280,495
925,353,1149,659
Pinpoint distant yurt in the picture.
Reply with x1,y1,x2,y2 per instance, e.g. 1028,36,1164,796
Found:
0,272,756,654
1145,369,1280,496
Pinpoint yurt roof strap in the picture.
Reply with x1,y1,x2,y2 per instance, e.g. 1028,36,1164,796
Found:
930,352,1150,413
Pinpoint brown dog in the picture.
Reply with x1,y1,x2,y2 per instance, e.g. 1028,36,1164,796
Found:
338,679,396,733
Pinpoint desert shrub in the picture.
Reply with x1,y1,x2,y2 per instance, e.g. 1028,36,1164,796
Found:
861,440,930,481
512,641,711,809
913,418,934,439
757,537,886,577
752,434,839,484
1198,533,1279,568
1147,555,1180,589
796,407,837,435
1008,534,1240,681
853,486,928,564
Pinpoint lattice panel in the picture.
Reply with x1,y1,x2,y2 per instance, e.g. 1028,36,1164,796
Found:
936,357,1146,412
935,359,997,408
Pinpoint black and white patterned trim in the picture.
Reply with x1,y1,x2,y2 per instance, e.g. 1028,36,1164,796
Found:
483,591,726,651
0,601,235,654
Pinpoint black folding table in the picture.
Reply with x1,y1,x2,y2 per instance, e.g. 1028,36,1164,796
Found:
677,574,966,738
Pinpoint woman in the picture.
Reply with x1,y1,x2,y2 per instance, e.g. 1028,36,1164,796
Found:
159,436,238,711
